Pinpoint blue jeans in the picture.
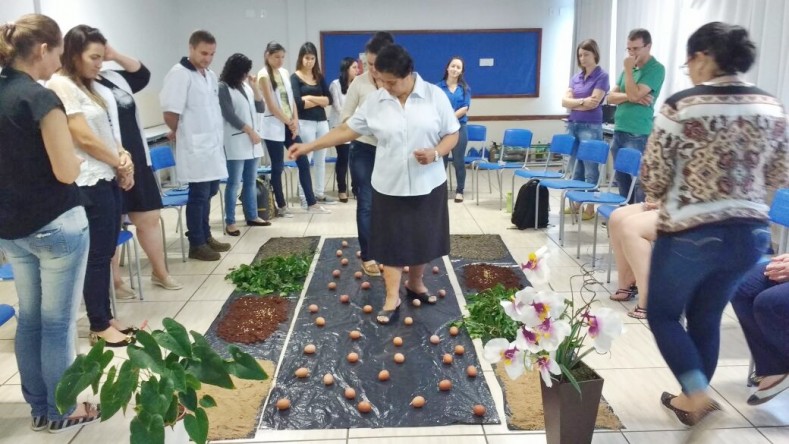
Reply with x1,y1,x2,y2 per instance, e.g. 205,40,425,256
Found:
647,222,770,394
731,260,789,376
81,180,122,331
350,141,376,261
186,180,220,248
567,122,603,185
443,123,468,194
611,130,648,203
264,127,316,208
0,206,89,420
225,158,260,225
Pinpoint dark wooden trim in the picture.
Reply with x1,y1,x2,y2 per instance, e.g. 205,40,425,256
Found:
319,28,542,97
468,115,568,121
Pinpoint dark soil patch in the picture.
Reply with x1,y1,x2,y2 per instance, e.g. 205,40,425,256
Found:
464,263,524,292
254,236,319,262
450,234,508,261
217,296,290,344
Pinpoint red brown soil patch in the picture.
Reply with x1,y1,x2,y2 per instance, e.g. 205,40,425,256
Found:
217,296,290,343
463,263,523,292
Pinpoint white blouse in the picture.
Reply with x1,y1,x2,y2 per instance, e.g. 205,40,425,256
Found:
47,74,118,186
347,73,460,197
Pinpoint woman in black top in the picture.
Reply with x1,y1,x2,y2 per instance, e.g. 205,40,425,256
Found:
95,43,183,294
0,14,99,432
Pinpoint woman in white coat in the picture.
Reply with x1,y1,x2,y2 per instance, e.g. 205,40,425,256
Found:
218,53,270,235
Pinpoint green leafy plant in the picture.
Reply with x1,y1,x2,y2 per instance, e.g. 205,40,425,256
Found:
226,252,311,296
462,284,520,343
55,318,267,444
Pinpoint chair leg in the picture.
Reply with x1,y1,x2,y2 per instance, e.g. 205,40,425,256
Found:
497,170,503,210
108,269,118,319
474,165,480,206
177,208,186,263
487,169,493,193
218,183,226,234
125,239,134,289
559,193,567,245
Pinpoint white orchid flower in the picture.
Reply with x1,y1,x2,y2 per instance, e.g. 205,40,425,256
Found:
585,307,624,353
533,317,572,352
522,245,551,285
534,351,562,387
483,338,526,379
501,286,538,324
482,338,511,364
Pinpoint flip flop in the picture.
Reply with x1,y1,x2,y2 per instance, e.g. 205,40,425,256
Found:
405,286,437,304
610,285,638,301
376,298,402,324
627,306,647,319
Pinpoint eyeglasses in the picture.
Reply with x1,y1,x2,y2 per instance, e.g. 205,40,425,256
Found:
679,63,689,76
626,46,645,53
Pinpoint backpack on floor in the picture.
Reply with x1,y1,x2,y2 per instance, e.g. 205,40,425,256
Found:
255,176,277,220
512,180,549,229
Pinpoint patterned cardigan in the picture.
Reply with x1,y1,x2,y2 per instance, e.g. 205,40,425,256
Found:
641,80,789,233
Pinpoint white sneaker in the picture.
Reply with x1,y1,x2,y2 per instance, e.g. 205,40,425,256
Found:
307,205,331,214
277,206,294,218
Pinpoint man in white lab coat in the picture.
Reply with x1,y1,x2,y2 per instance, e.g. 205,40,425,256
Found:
160,30,230,261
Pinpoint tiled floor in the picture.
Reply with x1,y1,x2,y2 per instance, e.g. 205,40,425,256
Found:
1,170,787,444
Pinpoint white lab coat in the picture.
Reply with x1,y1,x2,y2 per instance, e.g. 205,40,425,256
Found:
222,83,264,160
160,59,227,183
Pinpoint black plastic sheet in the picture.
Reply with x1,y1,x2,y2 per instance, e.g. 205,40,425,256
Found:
261,237,500,429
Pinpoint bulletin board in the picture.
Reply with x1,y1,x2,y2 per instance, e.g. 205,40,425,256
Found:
319,29,542,98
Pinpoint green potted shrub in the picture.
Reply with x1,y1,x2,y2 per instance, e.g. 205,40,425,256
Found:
55,318,267,444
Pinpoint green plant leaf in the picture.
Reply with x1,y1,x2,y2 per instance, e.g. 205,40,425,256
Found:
163,360,187,393
179,387,198,412
225,252,311,296
224,346,268,380
185,373,201,391
189,342,234,389
152,318,192,358
127,330,165,374
184,407,209,444
138,378,171,416
162,395,180,426
130,413,165,444
199,394,217,408
55,355,103,414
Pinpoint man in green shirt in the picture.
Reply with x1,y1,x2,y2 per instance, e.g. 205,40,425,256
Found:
607,28,665,203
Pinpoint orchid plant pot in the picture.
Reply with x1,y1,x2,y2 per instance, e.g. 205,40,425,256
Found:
540,360,604,444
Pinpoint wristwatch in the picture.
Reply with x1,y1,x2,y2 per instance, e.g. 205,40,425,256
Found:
434,149,440,162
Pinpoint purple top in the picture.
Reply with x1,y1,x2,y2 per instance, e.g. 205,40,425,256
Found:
568,66,610,123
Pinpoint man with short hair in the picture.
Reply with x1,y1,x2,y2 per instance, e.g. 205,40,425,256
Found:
607,28,665,203
160,30,230,261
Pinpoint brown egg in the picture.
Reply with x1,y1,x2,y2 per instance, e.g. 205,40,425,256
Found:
393,336,403,347
454,345,465,355
358,401,372,413
356,250,361,258
295,367,310,378
361,281,371,290
473,405,486,417
410,395,425,408
323,373,334,385
336,249,343,257
349,329,361,339
344,387,356,399
430,335,440,344
438,379,452,391
466,365,478,378
379,264,384,271
332,269,341,278
340,294,350,303
315,317,326,327
449,326,459,336
363,305,373,313
442,353,453,365
328,282,337,290
432,265,440,274
347,352,359,363
394,353,405,363
438,289,447,297
412,299,421,307
404,317,413,325
341,240,349,247
341,258,350,266
354,271,363,279
403,266,410,273
308,304,319,313
276,398,291,410
378,369,390,381
304,344,316,354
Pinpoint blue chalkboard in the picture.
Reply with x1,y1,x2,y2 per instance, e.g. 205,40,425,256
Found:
319,29,541,97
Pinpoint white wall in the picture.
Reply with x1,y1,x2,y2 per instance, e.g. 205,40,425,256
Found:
6,0,576,142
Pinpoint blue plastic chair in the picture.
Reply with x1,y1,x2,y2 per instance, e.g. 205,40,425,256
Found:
464,125,488,164
769,188,789,253
149,146,188,262
473,129,533,209
0,303,15,329
511,133,576,210
539,140,610,243
0,263,12,281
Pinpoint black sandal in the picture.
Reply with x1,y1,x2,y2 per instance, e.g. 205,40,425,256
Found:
610,284,638,301
376,299,402,324
405,286,437,304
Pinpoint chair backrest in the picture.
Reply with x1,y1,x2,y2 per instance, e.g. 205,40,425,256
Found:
149,146,176,172
467,124,487,142
0,262,13,281
549,134,576,156
576,140,610,165
502,129,533,148
0,304,15,326
608,147,642,200
769,189,789,227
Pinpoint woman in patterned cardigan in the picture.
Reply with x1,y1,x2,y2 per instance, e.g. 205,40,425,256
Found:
640,21,788,427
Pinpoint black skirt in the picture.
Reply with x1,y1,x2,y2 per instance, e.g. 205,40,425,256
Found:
122,163,164,213
370,182,450,266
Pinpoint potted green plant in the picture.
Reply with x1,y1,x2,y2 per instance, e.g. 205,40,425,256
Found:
55,317,268,444
475,247,624,444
